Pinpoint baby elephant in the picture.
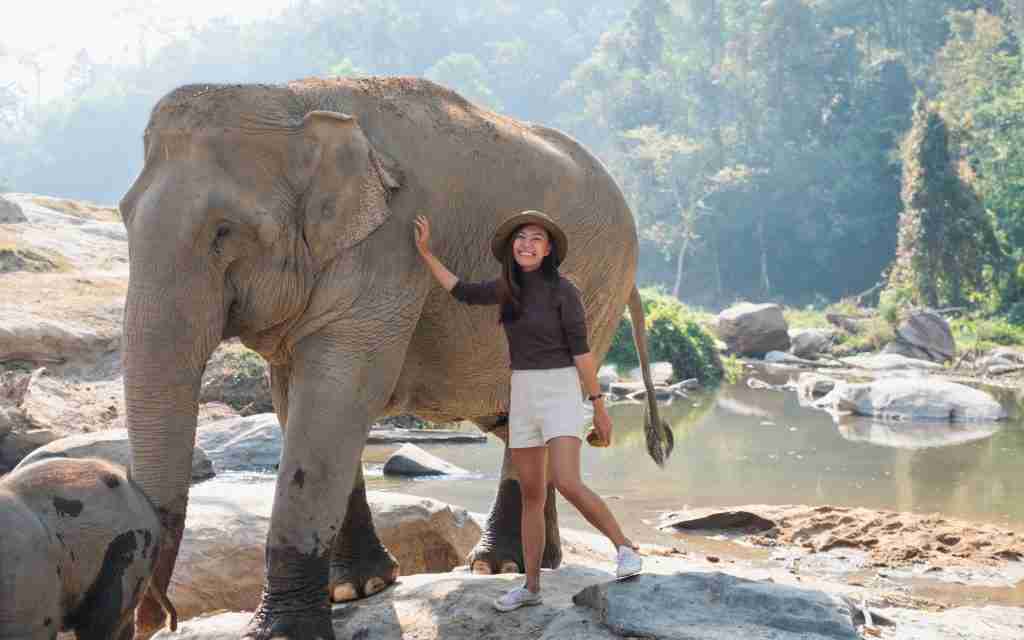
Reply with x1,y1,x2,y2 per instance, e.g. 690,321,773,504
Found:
0,457,176,640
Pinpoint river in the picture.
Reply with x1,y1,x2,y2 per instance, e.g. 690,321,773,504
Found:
362,375,1024,547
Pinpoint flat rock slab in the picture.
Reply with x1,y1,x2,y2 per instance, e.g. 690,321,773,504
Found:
658,509,777,534
573,572,859,640
367,428,486,444
882,605,1024,640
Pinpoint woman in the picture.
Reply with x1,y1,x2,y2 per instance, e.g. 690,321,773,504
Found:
413,210,642,612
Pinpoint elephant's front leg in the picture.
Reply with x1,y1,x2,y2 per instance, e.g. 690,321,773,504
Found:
468,430,562,574
243,334,402,640
328,466,399,602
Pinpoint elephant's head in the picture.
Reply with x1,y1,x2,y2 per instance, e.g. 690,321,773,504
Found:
118,84,399,631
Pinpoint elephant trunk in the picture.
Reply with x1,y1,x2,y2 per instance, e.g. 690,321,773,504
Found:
123,281,221,636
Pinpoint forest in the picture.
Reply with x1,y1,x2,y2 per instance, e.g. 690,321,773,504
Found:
2,0,1022,314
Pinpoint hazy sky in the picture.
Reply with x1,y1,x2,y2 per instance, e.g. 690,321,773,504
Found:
2,0,294,99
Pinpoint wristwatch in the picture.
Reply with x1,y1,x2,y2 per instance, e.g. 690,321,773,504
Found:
587,393,604,402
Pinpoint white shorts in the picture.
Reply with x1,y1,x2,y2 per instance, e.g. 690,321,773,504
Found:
509,366,591,449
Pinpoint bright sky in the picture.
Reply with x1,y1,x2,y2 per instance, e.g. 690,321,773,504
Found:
2,0,294,100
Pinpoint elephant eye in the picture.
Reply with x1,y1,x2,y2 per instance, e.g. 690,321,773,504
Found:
212,224,231,254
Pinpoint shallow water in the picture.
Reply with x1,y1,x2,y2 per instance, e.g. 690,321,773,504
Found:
363,378,1024,545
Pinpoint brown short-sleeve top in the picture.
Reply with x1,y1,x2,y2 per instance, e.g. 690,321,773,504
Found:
450,269,590,370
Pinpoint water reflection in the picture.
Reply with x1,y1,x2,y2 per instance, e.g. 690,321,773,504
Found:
836,417,1002,449
365,382,1024,540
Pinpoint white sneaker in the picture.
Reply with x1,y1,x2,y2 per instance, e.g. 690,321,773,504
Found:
616,544,642,579
493,586,543,612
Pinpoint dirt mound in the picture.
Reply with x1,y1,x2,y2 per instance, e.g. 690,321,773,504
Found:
762,505,1024,568
663,504,1024,569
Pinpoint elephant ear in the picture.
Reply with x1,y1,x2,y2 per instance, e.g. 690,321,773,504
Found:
297,110,401,269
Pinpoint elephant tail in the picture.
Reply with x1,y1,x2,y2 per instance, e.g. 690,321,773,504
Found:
146,580,179,632
627,286,674,467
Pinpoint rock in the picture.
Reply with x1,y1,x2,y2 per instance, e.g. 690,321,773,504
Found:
820,378,1006,422
716,303,790,356
628,361,673,384
151,612,251,640
0,427,60,473
167,478,481,622
988,364,1024,376
597,365,619,391
797,373,838,400
196,413,282,471
199,343,272,415
678,377,700,390
14,428,214,481
572,572,859,639
839,353,943,371
0,195,26,223
883,310,955,363
790,328,834,358
836,419,1002,449
609,380,646,397
0,314,120,366
658,509,777,533
764,350,818,366
383,443,470,476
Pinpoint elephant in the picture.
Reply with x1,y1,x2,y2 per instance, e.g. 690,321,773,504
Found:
119,76,673,639
0,457,177,640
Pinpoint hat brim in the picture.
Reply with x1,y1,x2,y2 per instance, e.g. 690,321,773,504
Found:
491,211,569,264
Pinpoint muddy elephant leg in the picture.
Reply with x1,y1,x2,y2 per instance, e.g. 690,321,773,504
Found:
242,325,411,640
274,364,400,603
328,467,400,602
467,431,562,574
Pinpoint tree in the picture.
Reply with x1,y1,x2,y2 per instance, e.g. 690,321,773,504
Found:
889,97,1004,306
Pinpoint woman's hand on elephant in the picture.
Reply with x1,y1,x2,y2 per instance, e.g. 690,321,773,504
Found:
414,215,432,256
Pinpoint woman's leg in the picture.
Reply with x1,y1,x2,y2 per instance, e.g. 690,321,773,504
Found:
509,446,548,592
546,436,635,550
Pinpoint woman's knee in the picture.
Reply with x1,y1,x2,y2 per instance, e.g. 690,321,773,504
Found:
552,476,584,501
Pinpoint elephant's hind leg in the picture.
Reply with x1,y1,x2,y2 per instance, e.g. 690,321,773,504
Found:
328,467,400,602
467,440,562,574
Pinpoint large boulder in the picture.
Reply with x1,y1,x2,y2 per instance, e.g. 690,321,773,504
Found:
156,570,862,640
14,428,214,481
383,443,470,476
196,413,282,471
168,478,482,621
819,378,1006,422
717,303,790,356
789,328,834,359
883,310,955,363
573,572,859,640
0,195,26,223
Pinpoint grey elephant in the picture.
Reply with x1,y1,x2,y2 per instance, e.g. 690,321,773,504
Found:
119,76,672,639
0,457,177,639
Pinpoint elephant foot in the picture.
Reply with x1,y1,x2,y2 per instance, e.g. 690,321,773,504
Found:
467,538,561,575
242,605,333,640
468,479,562,574
329,550,399,602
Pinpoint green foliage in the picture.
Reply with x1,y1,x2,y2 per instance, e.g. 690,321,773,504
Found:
886,95,1005,308
1008,302,1024,327
950,316,1024,352
606,289,724,386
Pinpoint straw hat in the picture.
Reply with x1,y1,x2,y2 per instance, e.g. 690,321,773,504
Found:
490,210,569,264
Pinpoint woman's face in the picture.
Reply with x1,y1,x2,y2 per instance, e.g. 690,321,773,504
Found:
512,224,551,272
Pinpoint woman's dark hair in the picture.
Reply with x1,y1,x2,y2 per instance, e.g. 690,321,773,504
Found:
497,227,560,324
